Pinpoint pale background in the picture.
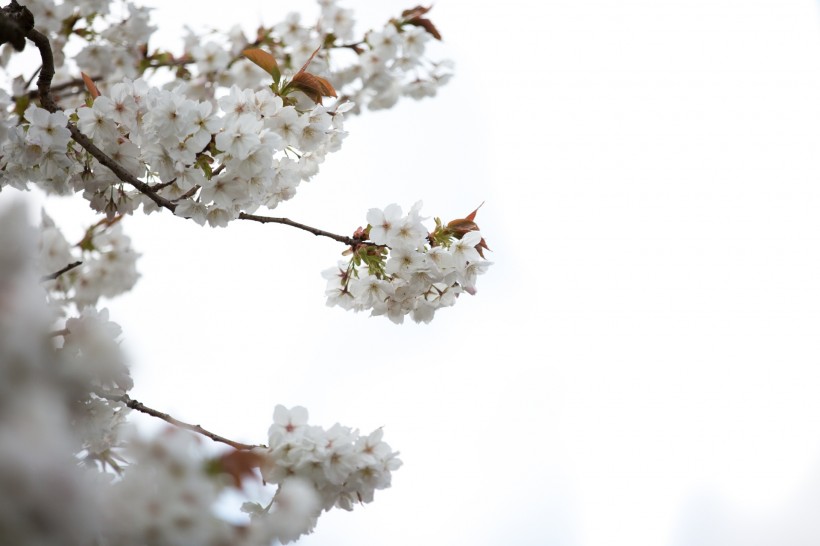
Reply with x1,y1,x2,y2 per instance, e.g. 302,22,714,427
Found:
6,1,820,545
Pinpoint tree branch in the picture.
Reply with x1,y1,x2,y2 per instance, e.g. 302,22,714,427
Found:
40,260,82,282
16,75,101,101
238,212,363,245
26,23,370,248
101,393,261,451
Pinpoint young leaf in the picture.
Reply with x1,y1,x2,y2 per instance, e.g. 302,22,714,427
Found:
288,46,337,104
81,72,100,99
290,71,337,104
212,450,264,489
401,5,442,40
242,48,281,84
465,202,484,222
447,203,491,257
295,45,322,74
406,17,442,40
401,5,433,18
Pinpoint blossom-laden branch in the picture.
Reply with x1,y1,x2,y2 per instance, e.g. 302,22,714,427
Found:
6,2,491,331
0,0,466,542
100,392,259,451
18,9,369,247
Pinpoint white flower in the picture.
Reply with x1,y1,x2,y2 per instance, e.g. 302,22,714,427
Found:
269,405,309,445
145,90,197,141
219,85,256,121
368,25,400,58
267,106,309,148
192,41,230,73
349,274,394,307
401,26,431,58
25,105,70,152
451,230,483,268
174,199,208,225
215,114,262,160
366,204,403,245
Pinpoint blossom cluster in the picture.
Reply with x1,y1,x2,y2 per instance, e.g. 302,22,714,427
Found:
324,202,492,323
40,213,140,307
0,82,349,225
271,4,453,111
3,0,449,114
0,0,154,76
255,405,401,512
1,0,452,225
171,3,451,111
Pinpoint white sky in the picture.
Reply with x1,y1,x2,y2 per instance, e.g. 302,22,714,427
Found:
6,0,820,545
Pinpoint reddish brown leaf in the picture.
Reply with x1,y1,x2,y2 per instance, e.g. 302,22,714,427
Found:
287,46,337,104
465,202,484,222
446,218,479,237
291,71,337,105
401,5,432,18
475,237,491,258
218,450,263,489
242,48,281,81
296,46,322,75
81,72,100,99
447,203,491,256
407,17,442,40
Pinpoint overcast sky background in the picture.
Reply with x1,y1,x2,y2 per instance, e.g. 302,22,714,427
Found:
6,0,820,545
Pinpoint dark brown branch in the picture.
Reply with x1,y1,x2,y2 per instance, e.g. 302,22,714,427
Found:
238,212,363,245
331,40,365,53
148,179,176,192
0,1,32,51
27,23,370,248
67,123,178,210
144,57,193,69
40,260,82,282
101,393,260,451
25,27,55,112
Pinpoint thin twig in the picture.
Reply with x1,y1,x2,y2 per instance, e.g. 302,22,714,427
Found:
16,76,101,101
101,392,261,451
238,212,363,245
332,40,365,53
148,179,176,192
40,260,82,282
23,65,41,90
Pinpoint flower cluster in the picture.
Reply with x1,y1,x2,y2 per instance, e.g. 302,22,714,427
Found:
255,405,401,513
0,203,118,546
1,82,348,225
272,4,453,112
103,430,231,545
3,0,449,114
324,202,492,323
165,3,451,112
1,0,452,227
2,0,154,75
40,213,140,307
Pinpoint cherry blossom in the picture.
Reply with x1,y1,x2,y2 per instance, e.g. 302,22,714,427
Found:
0,0,491,543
